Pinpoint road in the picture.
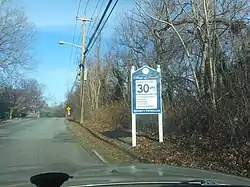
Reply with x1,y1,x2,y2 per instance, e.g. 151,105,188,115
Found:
0,118,102,186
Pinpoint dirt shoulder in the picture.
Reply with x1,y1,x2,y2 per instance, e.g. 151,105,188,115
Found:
67,120,139,164
67,120,249,178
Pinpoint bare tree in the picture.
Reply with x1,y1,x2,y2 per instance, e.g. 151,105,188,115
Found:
0,76,45,119
0,0,35,70
69,0,250,140
65,0,250,177
133,0,249,108
105,0,250,142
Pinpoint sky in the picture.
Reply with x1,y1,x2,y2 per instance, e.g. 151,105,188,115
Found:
18,0,134,105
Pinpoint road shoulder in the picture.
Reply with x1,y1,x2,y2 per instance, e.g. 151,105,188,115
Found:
66,119,250,178
66,120,139,164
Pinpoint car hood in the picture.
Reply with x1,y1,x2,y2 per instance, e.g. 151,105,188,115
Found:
1,163,250,187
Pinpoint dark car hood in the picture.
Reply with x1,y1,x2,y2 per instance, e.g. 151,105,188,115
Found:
1,163,250,187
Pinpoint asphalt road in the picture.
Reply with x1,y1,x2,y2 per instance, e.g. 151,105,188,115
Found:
1,118,250,187
0,118,102,186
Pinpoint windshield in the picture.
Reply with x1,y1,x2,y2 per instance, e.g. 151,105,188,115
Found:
0,0,249,187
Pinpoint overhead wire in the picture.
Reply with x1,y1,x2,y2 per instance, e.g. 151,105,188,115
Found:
69,0,91,94
70,0,119,93
86,0,104,37
73,0,84,68
84,0,90,14
85,0,118,57
73,0,83,65
69,0,83,94
76,0,83,16
73,29,83,66
68,23,77,67
74,0,89,72
85,0,114,55
70,73,78,93
90,0,102,22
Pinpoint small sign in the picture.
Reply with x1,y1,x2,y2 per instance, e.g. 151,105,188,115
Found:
132,65,162,114
66,107,71,111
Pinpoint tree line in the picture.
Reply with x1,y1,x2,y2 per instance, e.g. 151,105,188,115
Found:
0,0,45,119
68,0,250,148
40,102,66,118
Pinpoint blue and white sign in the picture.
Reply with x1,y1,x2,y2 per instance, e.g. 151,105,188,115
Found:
130,65,163,147
131,65,162,114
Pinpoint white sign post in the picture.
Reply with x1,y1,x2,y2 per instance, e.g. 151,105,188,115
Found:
157,65,163,142
131,65,163,147
131,66,136,147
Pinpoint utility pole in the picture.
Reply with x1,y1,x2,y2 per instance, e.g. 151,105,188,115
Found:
77,17,91,124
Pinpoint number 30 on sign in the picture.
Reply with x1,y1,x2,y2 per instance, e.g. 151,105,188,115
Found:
136,80,156,94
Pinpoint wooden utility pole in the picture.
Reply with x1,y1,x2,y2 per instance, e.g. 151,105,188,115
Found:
77,17,91,124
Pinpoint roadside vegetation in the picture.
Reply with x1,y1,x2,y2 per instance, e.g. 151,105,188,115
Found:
0,0,45,120
40,103,66,117
67,0,250,178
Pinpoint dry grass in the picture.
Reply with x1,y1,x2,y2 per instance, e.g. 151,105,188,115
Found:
67,101,250,178
67,120,138,164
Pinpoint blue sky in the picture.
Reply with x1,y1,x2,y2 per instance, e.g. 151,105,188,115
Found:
18,0,134,105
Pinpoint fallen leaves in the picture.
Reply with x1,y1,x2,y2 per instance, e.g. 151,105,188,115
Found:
67,120,250,178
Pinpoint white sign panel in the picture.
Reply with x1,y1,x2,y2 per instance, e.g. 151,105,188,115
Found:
135,80,157,109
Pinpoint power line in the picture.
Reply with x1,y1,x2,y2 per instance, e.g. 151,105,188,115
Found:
85,0,118,57
69,0,83,94
70,72,78,93
85,0,114,54
73,29,82,65
86,0,104,37
84,0,90,14
77,0,83,16
90,0,101,21
74,0,83,64
69,0,82,65
68,23,77,66
70,0,119,93
70,31,82,94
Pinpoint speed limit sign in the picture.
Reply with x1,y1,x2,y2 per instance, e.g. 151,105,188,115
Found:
132,66,161,114
131,65,163,147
